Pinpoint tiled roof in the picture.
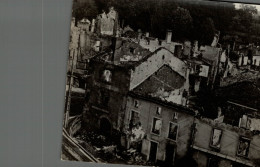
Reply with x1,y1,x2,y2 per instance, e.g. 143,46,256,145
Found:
132,64,186,96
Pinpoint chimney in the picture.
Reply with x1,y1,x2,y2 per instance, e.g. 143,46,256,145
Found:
166,30,172,44
79,31,86,50
183,41,191,59
145,32,149,38
138,29,142,40
94,41,101,52
91,19,95,33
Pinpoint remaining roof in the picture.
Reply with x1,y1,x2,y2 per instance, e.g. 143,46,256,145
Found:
133,64,185,95
215,81,260,110
132,64,187,106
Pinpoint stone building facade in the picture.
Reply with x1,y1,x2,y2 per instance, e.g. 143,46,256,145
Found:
122,91,195,165
192,118,260,167
83,38,191,163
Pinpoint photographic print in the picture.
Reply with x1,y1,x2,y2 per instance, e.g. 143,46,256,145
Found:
61,0,260,166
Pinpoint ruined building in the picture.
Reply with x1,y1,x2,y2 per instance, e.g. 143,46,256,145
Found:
82,35,196,165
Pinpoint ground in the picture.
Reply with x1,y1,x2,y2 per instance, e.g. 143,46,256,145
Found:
73,129,155,166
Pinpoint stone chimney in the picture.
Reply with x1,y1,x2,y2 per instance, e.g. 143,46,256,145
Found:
183,41,192,59
91,19,95,33
138,29,142,40
93,40,101,52
145,32,149,38
79,30,86,50
166,30,172,44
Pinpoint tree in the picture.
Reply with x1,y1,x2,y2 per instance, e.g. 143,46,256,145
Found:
194,17,216,45
72,0,98,24
230,4,257,33
171,7,193,41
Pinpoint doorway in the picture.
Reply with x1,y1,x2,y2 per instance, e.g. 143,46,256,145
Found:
100,117,111,136
149,141,158,162
165,143,175,165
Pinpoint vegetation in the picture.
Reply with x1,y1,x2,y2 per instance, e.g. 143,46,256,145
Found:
72,0,259,45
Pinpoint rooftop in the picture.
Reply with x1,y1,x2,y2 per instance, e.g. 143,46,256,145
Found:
132,64,186,105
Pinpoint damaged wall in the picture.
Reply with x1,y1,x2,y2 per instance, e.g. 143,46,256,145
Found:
130,48,187,90
83,62,131,133
192,118,260,167
96,7,118,36
138,38,181,53
123,95,194,163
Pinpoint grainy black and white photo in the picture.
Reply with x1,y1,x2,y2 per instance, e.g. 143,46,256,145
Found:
61,0,260,166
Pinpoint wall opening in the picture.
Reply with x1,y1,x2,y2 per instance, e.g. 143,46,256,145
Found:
149,141,158,162
100,117,111,136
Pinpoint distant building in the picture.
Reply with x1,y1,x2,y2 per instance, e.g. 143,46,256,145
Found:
96,7,119,36
192,117,260,167
138,30,183,54
215,81,260,127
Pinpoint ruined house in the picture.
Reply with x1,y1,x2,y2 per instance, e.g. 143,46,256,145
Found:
82,37,192,164
96,7,119,36
192,117,260,167
137,30,183,55
122,64,195,165
215,81,260,128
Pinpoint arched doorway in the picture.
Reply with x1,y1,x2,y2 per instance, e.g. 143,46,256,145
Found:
99,117,111,136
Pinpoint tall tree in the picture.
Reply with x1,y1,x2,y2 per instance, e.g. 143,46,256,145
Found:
170,7,193,41
72,0,98,24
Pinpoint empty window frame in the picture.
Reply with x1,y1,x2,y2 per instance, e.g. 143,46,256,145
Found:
168,122,179,141
129,110,140,128
237,137,251,158
102,69,112,83
173,112,178,120
156,107,162,115
151,117,162,135
134,100,139,108
99,90,110,107
209,128,222,149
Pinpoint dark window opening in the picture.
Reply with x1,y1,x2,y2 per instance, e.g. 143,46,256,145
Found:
207,157,219,167
130,47,135,54
237,137,251,158
129,110,140,129
134,100,139,108
99,90,110,107
149,141,158,162
156,107,161,115
168,122,178,141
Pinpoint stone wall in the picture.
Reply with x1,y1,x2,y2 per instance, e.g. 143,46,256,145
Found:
192,117,260,166
123,95,194,163
83,61,131,132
